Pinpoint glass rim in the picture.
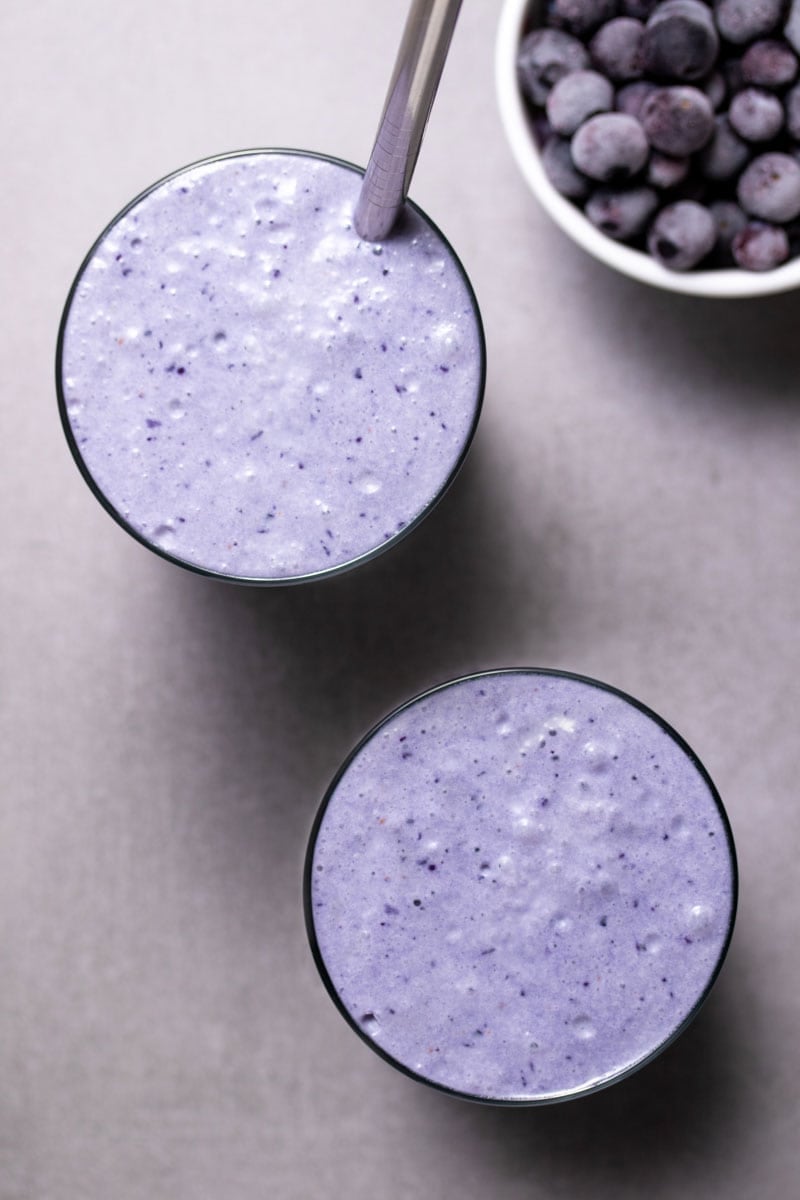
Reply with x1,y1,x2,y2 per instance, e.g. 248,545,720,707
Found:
304,666,739,1106
55,147,487,586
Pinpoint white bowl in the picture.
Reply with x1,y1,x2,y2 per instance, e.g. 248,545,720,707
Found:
496,0,800,297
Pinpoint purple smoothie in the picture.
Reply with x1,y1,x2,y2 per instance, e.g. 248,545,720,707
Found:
57,150,484,582
306,670,736,1104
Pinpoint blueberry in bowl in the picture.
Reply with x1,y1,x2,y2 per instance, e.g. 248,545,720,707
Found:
496,0,800,296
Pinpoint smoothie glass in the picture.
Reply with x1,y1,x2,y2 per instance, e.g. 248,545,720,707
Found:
305,668,737,1105
56,148,484,585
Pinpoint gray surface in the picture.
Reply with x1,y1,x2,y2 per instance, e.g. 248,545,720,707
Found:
2,1,799,1197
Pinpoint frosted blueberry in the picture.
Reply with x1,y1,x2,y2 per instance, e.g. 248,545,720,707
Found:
741,40,799,88
550,0,620,37
622,0,659,17
571,111,650,181
786,82,800,139
585,185,659,237
647,200,717,269
703,71,727,112
546,70,615,135
732,221,790,269
590,18,645,82
738,152,800,222
518,0,800,271
531,110,554,147
541,135,593,199
709,200,748,263
647,152,690,188
518,29,590,106
729,88,785,142
616,80,657,119
699,116,751,182
642,0,719,82
787,0,800,55
640,86,715,156
714,0,785,45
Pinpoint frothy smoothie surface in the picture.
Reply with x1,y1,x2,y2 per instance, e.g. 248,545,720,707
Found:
307,671,736,1103
58,151,484,581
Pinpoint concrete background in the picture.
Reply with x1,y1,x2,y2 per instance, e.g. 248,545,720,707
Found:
1,1,798,1196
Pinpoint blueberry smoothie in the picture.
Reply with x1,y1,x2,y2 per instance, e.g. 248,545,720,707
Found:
306,670,736,1104
57,150,484,582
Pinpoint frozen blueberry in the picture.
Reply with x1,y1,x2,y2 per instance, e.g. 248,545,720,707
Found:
786,82,800,138
738,152,800,221
531,110,554,147
542,135,593,199
571,111,650,181
590,18,645,82
741,40,799,89
546,70,615,135
647,152,690,188
642,0,719,82
709,200,749,262
586,184,659,237
703,71,727,112
641,86,715,156
621,0,659,17
713,0,785,46
518,0,800,271
729,88,785,142
647,200,717,269
616,80,657,119
699,116,751,181
786,0,800,55
518,29,591,106
550,0,620,37
732,221,790,269
544,0,568,28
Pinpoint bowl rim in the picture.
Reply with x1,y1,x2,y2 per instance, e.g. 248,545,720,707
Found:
495,0,800,298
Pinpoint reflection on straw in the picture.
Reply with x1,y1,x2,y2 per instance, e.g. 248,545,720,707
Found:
355,0,463,242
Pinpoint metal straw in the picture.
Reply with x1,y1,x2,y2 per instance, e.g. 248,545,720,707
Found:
354,0,463,242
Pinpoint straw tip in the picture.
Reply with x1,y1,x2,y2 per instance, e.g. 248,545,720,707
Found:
354,197,401,243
